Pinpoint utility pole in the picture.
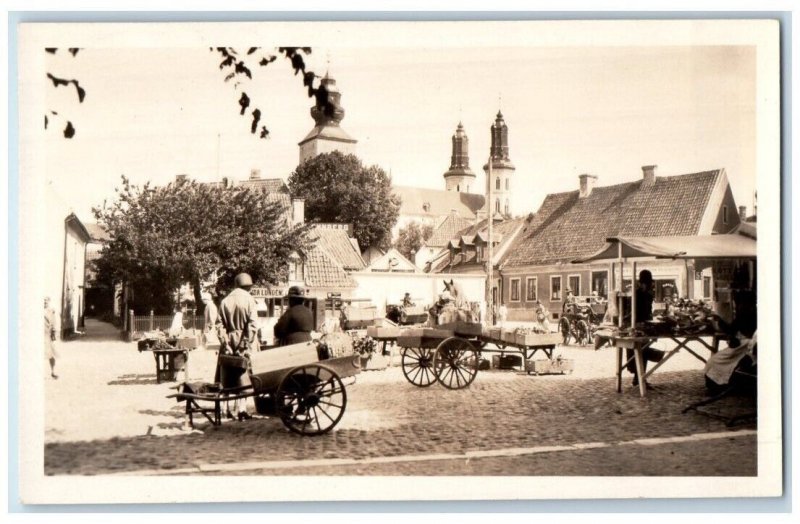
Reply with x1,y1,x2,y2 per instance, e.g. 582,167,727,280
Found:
487,156,494,326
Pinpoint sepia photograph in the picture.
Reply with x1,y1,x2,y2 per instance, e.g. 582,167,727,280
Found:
14,17,783,505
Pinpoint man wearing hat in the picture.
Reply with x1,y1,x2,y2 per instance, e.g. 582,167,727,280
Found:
274,286,314,346
216,272,258,419
627,269,665,388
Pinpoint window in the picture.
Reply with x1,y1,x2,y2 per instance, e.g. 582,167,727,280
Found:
456,184,460,191
476,246,483,263
723,205,729,224
568,275,581,296
703,276,712,299
526,277,538,301
504,199,510,216
495,198,500,213
288,253,301,281
550,276,562,301
591,270,608,298
510,278,521,302
496,177,501,190
505,178,509,190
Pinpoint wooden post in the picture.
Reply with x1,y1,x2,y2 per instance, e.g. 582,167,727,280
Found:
617,243,624,329
631,261,637,330
487,157,494,327
149,310,154,331
128,309,134,338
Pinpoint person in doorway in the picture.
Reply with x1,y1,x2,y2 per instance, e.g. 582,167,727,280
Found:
274,286,314,346
216,273,259,421
44,297,58,379
627,270,666,388
402,292,415,309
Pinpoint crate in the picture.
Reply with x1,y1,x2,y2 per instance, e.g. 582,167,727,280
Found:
486,328,502,341
525,358,575,375
249,342,319,375
514,332,561,347
366,326,401,339
439,321,483,337
501,330,517,343
492,354,523,370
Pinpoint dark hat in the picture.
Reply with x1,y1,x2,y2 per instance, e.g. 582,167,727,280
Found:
288,285,305,297
234,273,253,288
638,269,653,284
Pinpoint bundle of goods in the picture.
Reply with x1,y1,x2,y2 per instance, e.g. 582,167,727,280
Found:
315,331,357,360
647,299,717,336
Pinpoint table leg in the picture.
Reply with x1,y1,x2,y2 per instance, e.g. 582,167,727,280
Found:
634,349,647,397
615,347,623,393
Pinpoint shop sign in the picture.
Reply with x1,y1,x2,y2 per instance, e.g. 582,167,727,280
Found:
251,286,287,298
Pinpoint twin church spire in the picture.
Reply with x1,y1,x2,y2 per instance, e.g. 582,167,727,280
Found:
443,111,515,217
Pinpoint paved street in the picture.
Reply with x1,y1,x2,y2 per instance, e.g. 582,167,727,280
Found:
44,320,756,476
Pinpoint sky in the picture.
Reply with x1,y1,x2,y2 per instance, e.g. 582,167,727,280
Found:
43,44,757,224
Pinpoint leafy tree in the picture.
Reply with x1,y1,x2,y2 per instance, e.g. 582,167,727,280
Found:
45,46,331,140
92,175,310,314
394,221,434,262
288,151,401,251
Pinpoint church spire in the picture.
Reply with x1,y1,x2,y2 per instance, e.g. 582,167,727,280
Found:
443,122,476,192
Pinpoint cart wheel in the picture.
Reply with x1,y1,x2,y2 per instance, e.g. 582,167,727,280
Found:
275,364,347,436
559,317,572,346
434,337,479,390
576,320,590,346
401,347,438,387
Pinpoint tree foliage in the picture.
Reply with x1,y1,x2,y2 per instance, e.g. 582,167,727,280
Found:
393,221,434,262
288,151,401,251
92,176,310,314
212,47,332,139
44,48,85,138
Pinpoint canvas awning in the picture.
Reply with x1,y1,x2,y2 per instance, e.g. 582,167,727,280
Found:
573,233,757,264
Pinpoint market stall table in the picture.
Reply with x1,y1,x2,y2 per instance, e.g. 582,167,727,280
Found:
611,334,724,397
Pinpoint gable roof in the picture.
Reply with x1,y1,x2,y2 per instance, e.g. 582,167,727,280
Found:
365,247,420,273
303,244,357,288
394,186,485,220
310,225,366,271
425,213,475,247
84,222,111,242
501,169,725,268
431,217,526,274
236,177,288,193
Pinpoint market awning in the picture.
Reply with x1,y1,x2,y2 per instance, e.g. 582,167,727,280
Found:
573,233,757,263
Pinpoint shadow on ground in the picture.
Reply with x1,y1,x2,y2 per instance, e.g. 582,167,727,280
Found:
46,370,757,476
107,374,160,386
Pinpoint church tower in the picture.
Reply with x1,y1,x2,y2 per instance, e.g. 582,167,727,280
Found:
298,72,357,164
482,110,515,217
443,122,476,193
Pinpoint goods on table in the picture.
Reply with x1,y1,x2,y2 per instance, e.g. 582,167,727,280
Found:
514,329,562,347
316,332,356,359
366,325,402,339
647,298,717,336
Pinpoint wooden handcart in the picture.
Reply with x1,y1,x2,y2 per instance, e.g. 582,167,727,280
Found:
168,342,361,436
393,323,565,390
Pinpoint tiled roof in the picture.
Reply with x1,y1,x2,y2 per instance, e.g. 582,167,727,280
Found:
298,124,357,146
236,178,288,193
84,222,110,242
425,213,474,247
501,170,722,268
394,186,485,219
310,226,366,270
431,217,526,274
304,244,357,288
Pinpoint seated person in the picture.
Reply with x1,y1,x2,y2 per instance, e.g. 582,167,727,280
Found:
402,292,415,309
274,286,314,346
704,288,757,392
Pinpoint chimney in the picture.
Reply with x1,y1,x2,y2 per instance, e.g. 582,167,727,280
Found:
291,198,305,226
738,206,747,220
641,165,657,188
249,168,261,180
578,174,598,198
175,174,188,184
